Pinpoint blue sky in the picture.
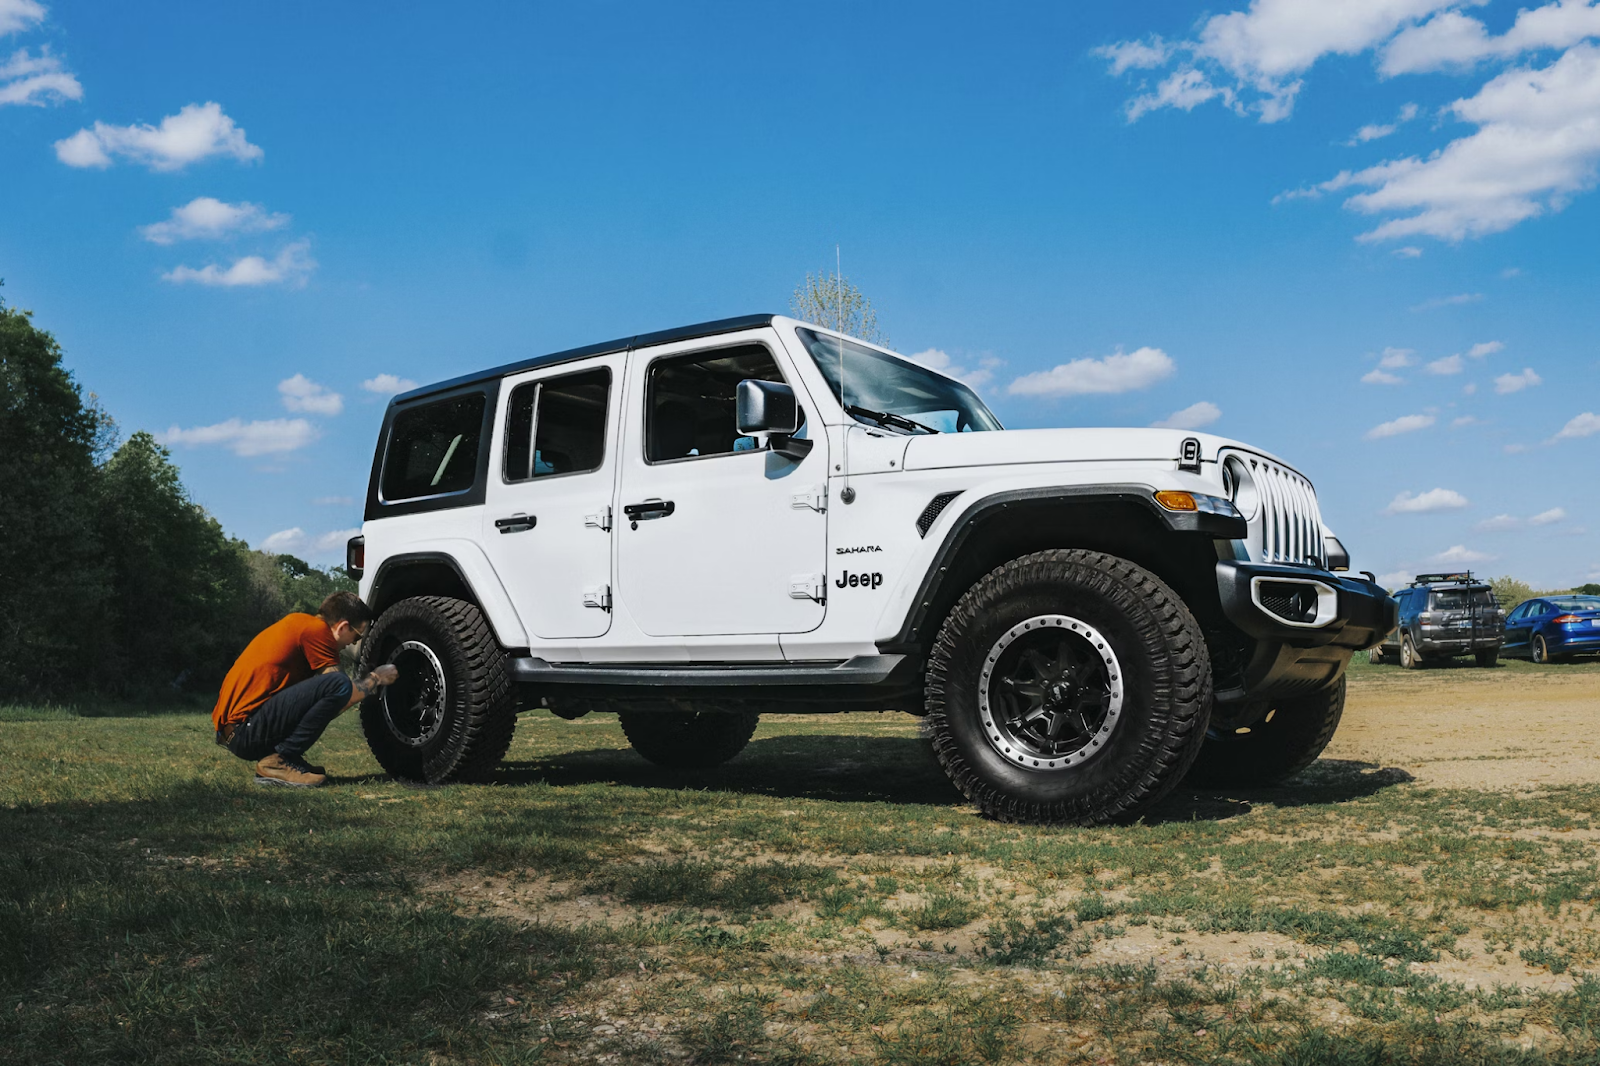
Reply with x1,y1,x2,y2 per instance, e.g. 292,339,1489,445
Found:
3,0,1597,587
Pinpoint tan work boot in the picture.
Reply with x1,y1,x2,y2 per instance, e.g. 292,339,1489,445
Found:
254,753,327,788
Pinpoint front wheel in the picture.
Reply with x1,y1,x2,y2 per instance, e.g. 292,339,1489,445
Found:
1185,679,1345,788
924,549,1211,826
358,596,516,783
1400,634,1423,669
619,710,760,768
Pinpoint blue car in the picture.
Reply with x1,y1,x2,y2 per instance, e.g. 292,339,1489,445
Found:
1503,595,1600,663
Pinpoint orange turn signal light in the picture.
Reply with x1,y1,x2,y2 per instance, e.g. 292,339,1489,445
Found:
1153,490,1198,512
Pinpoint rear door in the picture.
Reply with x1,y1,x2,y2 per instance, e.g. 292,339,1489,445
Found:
613,334,828,640
481,354,624,640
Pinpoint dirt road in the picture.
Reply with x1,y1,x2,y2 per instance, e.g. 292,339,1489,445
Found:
1327,660,1600,789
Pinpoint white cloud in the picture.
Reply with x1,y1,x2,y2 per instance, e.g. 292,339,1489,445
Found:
0,46,80,106
1463,382,1478,395
908,348,1003,390
1101,0,1466,123
1476,514,1522,531
1393,245,1424,257
139,197,289,244
1431,544,1495,564
260,526,360,558
1426,353,1464,375
1151,400,1222,430
1384,487,1469,513
1376,569,1414,589
1379,346,1416,368
1362,367,1405,384
1321,45,1600,242
361,373,420,396
312,495,354,506
0,0,45,36
1494,367,1542,393
1008,346,1174,398
55,101,263,171
1411,292,1483,310
1366,412,1436,438
1468,340,1504,357
163,240,315,288
1529,507,1568,525
1382,1,1600,75
1451,415,1482,426
158,417,317,457
278,374,342,416
1554,411,1600,439
1347,101,1421,143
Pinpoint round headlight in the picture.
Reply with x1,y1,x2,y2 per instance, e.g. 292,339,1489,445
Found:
1222,455,1260,521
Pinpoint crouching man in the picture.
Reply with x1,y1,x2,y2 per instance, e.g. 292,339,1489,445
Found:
214,591,398,787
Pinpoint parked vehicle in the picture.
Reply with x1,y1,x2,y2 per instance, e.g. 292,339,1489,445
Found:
1502,594,1600,663
347,314,1395,824
1370,572,1504,668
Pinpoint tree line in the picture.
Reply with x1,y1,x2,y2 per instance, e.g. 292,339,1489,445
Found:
1,288,353,703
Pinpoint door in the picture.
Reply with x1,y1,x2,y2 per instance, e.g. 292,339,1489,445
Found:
615,338,828,637
1503,601,1534,655
481,355,623,640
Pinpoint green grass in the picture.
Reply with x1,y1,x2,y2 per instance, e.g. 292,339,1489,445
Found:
5,690,1600,1064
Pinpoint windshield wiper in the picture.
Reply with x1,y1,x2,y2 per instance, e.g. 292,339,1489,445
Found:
845,404,939,435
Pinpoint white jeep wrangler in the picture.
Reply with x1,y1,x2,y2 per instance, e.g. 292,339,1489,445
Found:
349,314,1395,824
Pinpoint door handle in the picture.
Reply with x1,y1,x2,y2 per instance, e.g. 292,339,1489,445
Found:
623,499,675,527
494,513,537,534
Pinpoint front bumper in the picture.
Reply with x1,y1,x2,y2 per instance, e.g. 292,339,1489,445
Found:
1215,561,1397,703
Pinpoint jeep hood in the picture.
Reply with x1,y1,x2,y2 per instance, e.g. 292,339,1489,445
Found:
901,428,1290,473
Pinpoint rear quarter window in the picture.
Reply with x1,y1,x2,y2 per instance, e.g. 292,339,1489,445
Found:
382,394,488,501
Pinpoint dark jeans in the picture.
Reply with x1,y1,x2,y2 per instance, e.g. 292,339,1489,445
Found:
226,672,354,761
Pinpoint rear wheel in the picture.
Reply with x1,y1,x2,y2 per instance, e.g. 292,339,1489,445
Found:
1400,634,1423,670
1185,679,1345,787
1475,649,1499,668
1368,645,1386,665
924,549,1210,826
619,710,760,768
1532,635,1553,664
358,596,516,783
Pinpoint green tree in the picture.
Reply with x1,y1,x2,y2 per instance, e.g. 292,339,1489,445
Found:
1572,583,1600,596
0,288,112,698
790,270,886,345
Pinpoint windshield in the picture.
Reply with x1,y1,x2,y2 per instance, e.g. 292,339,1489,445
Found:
1548,596,1600,612
796,328,1002,434
1430,589,1497,610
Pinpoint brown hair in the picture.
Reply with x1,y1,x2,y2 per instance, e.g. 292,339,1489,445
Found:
319,591,374,629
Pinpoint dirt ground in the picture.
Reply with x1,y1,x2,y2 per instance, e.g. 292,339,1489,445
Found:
1329,662,1600,789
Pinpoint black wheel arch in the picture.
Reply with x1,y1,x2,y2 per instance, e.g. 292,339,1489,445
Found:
879,486,1248,686
367,552,483,619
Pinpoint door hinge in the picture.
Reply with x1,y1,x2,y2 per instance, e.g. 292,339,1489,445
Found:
582,584,612,611
790,485,827,513
788,573,826,603
584,505,613,531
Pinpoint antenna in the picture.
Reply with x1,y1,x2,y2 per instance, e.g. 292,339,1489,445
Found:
835,243,855,504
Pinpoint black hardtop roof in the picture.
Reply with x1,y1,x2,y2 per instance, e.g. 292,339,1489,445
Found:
391,313,780,404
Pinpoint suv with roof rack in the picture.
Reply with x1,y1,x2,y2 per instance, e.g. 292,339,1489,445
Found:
1370,572,1504,668
345,314,1395,824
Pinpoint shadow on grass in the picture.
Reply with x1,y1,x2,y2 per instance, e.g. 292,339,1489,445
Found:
499,736,1415,821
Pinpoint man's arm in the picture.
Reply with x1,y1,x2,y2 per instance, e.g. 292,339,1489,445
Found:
332,664,399,710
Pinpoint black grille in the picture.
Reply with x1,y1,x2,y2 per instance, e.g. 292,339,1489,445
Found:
916,491,963,537
1257,581,1318,624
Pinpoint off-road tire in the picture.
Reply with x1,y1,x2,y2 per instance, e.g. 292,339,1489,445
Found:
1184,678,1345,788
1368,645,1386,665
619,710,760,768
359,596,516,784
924,549,1211,826
1475,649,1499,668
1400,634,1423,669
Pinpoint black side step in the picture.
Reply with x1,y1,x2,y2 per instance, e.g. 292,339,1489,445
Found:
508,654,905,688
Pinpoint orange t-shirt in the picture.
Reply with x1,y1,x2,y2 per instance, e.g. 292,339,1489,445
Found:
212,614,341,730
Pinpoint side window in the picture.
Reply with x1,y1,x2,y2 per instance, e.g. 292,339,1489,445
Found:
382,394,486,501
503,368,610,481
645,344,788,463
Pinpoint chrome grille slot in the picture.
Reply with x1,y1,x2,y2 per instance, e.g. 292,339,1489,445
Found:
1222,450,1326,567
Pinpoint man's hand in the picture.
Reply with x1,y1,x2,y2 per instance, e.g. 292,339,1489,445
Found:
345,664,399,709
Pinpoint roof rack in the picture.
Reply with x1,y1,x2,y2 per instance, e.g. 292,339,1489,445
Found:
1409,571,1483,586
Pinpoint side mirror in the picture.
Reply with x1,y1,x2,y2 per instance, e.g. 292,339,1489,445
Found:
736,379,799,436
